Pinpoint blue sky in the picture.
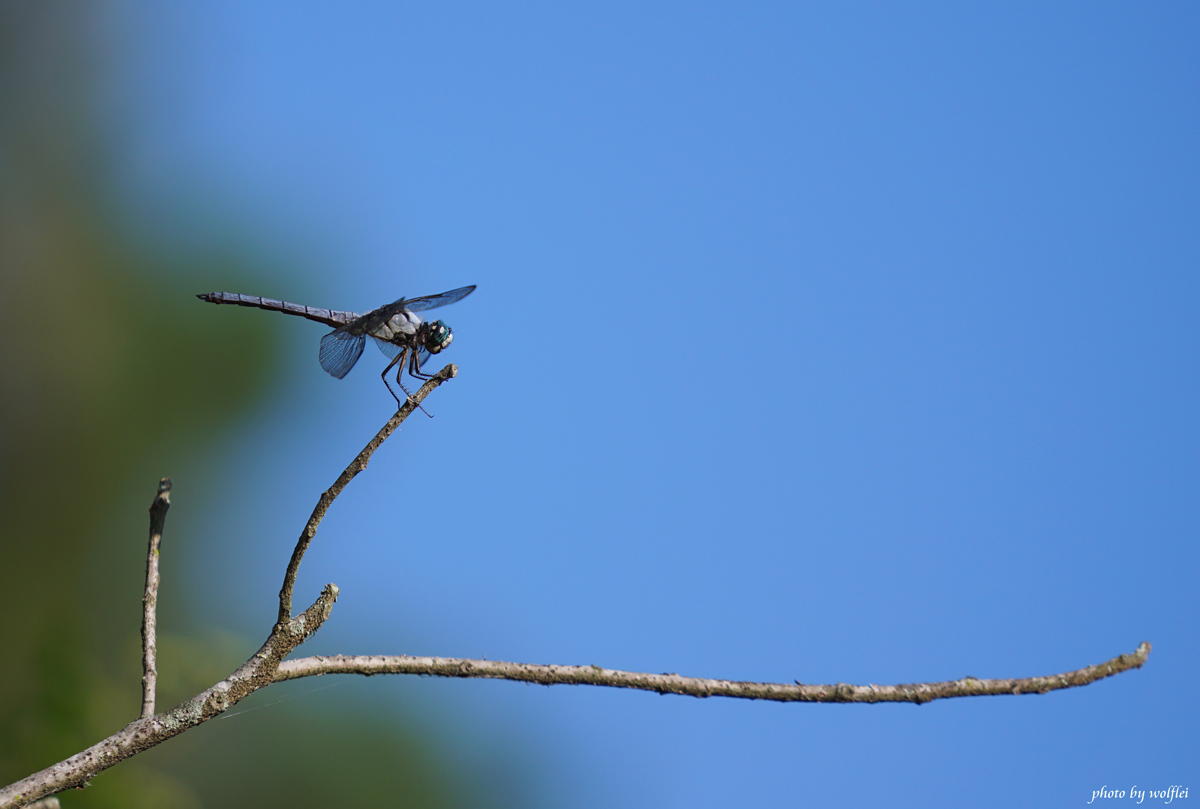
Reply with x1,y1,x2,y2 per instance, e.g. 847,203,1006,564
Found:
108,2,1196,806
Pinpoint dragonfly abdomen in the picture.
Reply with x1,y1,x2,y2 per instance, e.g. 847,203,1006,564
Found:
196,292,359,328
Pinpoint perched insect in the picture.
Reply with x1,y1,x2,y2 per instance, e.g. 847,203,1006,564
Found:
197,285,477,407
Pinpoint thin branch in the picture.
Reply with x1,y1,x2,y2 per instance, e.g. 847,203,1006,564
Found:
0,585,339,809
274,642,1151,704
0,366,1155,809
2,370,458,807
140,478,172,719
276,364,458,627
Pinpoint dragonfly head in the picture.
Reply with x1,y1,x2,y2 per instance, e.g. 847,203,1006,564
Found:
423,320,454,354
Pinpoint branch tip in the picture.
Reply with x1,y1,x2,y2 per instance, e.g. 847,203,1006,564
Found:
140,478,173,719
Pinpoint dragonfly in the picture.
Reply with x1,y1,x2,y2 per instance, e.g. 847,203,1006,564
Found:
197,285,477,408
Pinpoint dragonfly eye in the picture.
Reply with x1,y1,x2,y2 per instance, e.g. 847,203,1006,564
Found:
425,320,453,353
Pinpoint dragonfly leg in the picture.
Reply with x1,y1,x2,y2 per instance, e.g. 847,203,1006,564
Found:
392,348,433,417
409,349,432,380
380,349,407,410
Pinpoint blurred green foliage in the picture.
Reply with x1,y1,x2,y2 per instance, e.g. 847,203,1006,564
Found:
0,6,501,807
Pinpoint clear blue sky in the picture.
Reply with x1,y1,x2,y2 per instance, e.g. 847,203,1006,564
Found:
110,3,1197,806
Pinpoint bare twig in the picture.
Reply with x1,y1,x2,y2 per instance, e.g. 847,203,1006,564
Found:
274,642,1151,704
1,370,465,809
276,364,457,627
0,585,339,809
0,364,1154,809
0,636,1149,807
140,478,172,719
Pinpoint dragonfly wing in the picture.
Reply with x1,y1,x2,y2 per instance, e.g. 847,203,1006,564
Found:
399,285,477,313
373,336,403,360
319,330,366,379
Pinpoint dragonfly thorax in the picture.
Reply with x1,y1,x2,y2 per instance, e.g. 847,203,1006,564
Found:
370,310,422,342
423,320,453,354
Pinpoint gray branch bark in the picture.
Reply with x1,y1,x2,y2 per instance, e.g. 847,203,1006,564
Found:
0,585,338,809
274,644,1151,703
